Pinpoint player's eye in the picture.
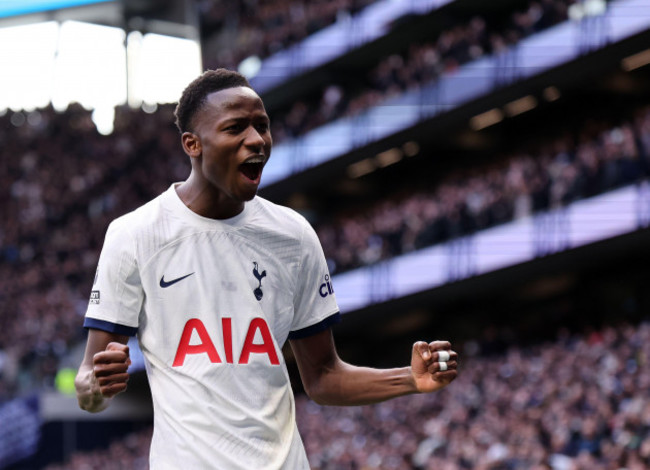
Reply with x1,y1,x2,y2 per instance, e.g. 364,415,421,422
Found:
225,123,244,133
255,122,269,133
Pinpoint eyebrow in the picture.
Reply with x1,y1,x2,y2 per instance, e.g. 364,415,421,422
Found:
221,114,269,123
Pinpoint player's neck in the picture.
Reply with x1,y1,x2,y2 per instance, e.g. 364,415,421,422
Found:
175,179,245,220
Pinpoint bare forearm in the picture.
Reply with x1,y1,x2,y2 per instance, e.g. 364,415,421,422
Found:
306,361,417,406
291,331,457,406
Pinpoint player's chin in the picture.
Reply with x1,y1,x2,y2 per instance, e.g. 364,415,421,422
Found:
237,173,262,200
236,185,259,202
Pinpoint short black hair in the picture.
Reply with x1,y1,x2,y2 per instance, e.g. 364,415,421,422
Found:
174,68,252,134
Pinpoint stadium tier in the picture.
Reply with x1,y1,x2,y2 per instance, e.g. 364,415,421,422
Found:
259,0,645,190
38,320,650,469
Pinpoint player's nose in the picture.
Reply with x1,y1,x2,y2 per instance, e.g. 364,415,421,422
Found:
244,126,266,150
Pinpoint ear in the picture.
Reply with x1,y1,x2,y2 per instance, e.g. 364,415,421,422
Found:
181,132,202,158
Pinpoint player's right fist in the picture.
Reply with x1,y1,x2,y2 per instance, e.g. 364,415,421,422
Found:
92,342,131,398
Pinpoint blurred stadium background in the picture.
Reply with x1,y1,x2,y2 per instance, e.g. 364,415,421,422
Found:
1,0,650,468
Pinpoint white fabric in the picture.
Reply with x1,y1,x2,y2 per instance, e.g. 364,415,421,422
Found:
86,184,339,469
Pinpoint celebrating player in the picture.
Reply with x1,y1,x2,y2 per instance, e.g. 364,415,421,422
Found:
75,68,458,469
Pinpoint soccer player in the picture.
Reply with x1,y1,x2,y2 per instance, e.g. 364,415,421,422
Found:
75,68,458,469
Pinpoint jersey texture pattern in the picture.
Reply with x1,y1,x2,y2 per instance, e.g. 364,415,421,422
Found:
85,184,340,469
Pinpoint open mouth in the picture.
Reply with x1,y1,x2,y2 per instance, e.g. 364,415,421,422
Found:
239,159,265,182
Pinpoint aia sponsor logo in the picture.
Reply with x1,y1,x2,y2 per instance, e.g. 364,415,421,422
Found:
172,317,279,367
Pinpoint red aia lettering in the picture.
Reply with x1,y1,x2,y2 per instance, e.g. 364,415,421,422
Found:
239,318,280,365
222,318,233,364
172,318,221,367
172,317,279,367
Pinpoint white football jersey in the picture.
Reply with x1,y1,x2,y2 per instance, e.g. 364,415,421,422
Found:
85,184,340,470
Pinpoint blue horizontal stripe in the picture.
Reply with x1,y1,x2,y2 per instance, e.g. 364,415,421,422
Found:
288,312,341,340
0,0,112,19
84,318,138,337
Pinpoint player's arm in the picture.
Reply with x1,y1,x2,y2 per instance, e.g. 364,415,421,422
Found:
290,329,457,406
75,329,131,413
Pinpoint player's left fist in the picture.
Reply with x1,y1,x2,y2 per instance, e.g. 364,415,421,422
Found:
411,340,458,393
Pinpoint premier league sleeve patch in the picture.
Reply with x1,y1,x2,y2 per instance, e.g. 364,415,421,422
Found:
89,290,100,304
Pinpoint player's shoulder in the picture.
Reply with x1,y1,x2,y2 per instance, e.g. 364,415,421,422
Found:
105,192,166,239
251,196,314,235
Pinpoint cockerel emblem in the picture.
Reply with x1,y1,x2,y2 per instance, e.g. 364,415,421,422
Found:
252,262,267,301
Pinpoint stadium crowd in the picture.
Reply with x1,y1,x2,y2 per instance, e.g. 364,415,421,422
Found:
1,86,650,404
0,1,645,469
0,105,189,401
44,320,650,470
0,0,618,400
264,0,583,143
198,0,377,72
316,105,650,273
192,0,594,145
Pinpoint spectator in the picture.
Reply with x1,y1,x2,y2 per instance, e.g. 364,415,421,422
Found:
45,321,650,470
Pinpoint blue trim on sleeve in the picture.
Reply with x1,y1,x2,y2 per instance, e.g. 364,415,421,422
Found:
288,312,341,340
84,318,138,336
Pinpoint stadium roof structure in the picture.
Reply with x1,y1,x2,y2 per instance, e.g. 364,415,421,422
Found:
0,0,112,19
0,0,197,38
253,0,548,110
259,0,650,200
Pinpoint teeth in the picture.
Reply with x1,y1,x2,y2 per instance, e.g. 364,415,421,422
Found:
244,155,265,164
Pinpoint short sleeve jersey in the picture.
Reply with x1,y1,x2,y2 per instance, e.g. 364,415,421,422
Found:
84,184,340,470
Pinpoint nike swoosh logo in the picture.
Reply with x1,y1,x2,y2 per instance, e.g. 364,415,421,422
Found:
159,272,194,288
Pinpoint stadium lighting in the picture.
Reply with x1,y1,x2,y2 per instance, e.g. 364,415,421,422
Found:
91,106,115,135
347,158,376,178
375,148,403,168
469,108,504,131
504,95,538,117
0,21,58,112
0,17,200,133
129,32,202,106
402,141,420,157
52,20,127,110
621,48,650,71
568,0,606,21
141,102,158,114
583,0,607,16
238,55,262,79
543,86,561,102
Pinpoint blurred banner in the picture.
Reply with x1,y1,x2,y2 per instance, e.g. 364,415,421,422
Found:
333,183,650,313
0,395,40,469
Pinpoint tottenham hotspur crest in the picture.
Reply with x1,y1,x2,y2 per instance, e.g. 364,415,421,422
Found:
252,262,266,301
